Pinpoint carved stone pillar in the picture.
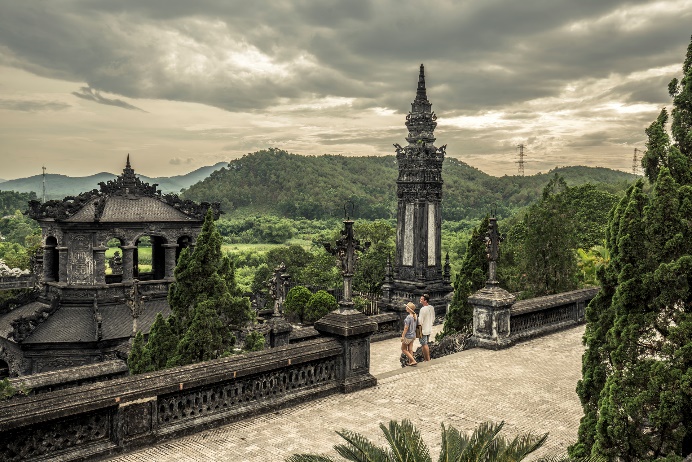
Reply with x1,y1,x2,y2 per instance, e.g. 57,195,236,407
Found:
43,244,56,282
57,247,68,283
314,310,378,393
162,244,178,280
469,285,515,350
121,245,136,283
93,246,108,285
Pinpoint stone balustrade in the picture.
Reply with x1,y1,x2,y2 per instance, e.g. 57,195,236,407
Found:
0,275,34,290
470,286,599,349
510,287,598,342
7,360,129,396
0,337,358,461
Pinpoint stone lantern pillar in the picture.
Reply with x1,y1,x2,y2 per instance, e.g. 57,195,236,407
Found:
266,262,292,348
162,243,178,280
315,212,377,393
468,215,515,349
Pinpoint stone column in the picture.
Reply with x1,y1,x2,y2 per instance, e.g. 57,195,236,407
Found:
162,243,178,280
57,247,68,283
314,309,378,393
43,244,56,282
268,317,293,348
121,245,136,283
93,246,108,285
469,285,515,350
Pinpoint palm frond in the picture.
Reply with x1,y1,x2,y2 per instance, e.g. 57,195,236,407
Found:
465,421,505,461
437,423,469,462
334,429,390,462
501,431,549,460
380,420,432,462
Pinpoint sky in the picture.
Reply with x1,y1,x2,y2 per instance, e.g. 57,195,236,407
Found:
0,1,691,181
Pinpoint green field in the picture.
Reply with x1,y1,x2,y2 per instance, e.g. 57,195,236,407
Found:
105,246,152,274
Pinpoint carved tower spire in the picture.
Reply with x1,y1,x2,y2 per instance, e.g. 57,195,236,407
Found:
384,64,452,312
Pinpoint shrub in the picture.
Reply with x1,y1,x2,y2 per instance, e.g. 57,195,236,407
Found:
352,296,368,312
284,285,312,322
304,290,337,324
244,330,265,352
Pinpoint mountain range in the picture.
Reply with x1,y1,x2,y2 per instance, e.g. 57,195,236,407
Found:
0,162,228,199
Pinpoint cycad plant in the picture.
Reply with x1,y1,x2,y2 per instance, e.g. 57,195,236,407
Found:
286,419,552,462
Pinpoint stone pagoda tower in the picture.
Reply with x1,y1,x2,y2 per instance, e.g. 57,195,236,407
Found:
381,64,452,313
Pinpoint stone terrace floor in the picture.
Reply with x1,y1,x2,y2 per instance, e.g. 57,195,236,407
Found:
109,325,586,461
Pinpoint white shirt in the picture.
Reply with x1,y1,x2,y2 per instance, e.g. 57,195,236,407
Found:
419,304,435,335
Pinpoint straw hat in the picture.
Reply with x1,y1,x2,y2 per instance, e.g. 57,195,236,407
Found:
405,302,416,313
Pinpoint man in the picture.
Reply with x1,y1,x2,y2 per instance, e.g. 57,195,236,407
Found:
418,293,435,361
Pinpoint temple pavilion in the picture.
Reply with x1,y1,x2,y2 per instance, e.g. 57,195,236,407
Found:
0,157,219,377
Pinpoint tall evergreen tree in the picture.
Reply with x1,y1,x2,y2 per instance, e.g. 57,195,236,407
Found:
127,331,147,375
521,174,578,297
573,36,692,460
138,208,253,370
142,312,178,372
168,300,225,367
440,216,489,338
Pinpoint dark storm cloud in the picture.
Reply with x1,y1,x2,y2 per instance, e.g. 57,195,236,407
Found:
0,99,70,111
0,0,690,127
0,0,692,171
72,87,145,111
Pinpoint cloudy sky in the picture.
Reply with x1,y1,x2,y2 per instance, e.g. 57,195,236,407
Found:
1,1,691,180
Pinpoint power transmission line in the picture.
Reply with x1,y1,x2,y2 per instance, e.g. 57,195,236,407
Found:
42,166,46,203
516,144,526,176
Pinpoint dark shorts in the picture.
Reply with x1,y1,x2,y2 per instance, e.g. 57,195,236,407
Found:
420,334,430,346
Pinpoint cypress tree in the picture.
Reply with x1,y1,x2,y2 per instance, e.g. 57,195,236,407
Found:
163,209,252,367
574,36,692,460
168,300,225,367
142,312,178,372
521,174,578,297
439,216,489,338
571,184,635,458
127,331,147,375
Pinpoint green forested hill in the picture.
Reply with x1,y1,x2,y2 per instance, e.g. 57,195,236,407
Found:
182,148,637,220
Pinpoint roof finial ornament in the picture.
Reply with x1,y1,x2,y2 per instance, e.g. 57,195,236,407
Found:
126,153,131,169
416,63,427,101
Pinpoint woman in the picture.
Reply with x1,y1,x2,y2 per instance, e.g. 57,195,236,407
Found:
401,302,418,366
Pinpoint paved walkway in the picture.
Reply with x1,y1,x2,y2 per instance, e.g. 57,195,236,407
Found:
109,326,586,461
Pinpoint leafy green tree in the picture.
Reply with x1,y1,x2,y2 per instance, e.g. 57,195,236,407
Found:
439,216,489,338
575,241,610,287
0,191,37,216
573,36,692,460
304,290,337,324
286,419,549,462
353,241,391,296
244,330,266,352
285,285,313,323
299,248,341,288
